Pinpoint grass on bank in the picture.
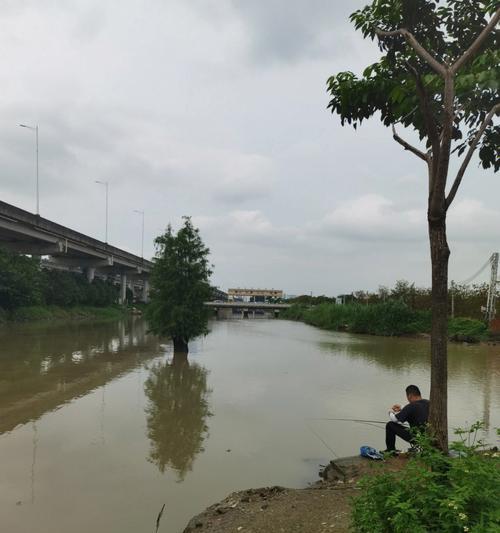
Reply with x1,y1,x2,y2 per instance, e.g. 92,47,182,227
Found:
0,305,129,324
282,302,489,342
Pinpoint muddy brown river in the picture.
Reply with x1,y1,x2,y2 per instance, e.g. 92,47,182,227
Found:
0,317,499,532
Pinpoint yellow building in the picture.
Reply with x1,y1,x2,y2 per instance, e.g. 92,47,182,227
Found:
228,288,283,301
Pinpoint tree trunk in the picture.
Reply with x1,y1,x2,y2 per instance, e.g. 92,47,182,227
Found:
172,349,189,367
173,336,189,354
428,214,450,452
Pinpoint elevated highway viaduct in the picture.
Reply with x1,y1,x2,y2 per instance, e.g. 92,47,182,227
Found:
0,200,152,303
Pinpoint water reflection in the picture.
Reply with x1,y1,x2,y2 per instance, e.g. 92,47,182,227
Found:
317,333,500,432
317,334,498,379
0,318,161,434
144,352,212,480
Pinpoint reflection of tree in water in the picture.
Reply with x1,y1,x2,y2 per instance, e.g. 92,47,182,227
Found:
144,353,212,480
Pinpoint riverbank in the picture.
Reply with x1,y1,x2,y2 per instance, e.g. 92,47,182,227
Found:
281,302,489,342
0,304,133,324
182,455,408,533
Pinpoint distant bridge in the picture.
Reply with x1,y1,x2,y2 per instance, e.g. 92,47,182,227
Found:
0,200,152,303
204,301,290,318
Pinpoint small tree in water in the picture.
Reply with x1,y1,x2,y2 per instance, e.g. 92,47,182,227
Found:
327,1,499,451
147,217,213,353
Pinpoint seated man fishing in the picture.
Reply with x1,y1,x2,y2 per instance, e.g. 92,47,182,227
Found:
385,384,429,453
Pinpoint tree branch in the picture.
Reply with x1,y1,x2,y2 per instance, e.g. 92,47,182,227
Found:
446,103,500,209
430,73,455,219
451,8,500,74
405,62,441,183
376,28,446,76
392,125,429,161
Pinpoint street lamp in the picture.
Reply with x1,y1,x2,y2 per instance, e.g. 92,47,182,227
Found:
19,124,39,215
95,180,109,243
134,209,145,260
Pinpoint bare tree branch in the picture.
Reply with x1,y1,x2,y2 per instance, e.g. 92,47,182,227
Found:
376,28,446,76
392,125,429,161
451,8,500,74
446,103,500,209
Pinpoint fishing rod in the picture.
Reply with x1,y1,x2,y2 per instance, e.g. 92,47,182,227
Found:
307,417,387,431
308,417,387,424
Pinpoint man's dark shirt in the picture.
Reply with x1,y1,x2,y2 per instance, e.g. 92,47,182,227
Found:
395,399,429,428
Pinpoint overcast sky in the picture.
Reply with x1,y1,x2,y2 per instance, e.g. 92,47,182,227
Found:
1,0,499,296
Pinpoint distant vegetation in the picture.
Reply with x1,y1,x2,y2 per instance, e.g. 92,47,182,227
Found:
0,246,121,322
286,280,490,320
283,280,491,342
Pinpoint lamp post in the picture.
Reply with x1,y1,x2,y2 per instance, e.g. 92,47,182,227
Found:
134,209,145,260
19,124,39,215
95,180,109,243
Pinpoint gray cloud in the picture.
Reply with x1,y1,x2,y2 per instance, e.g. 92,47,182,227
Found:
0,0,498,295
230,0,367,63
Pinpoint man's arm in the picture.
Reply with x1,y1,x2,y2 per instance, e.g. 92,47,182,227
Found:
395,403,413,424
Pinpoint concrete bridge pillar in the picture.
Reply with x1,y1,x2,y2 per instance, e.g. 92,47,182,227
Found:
142,278,150,303
119,274,127,305
86,267,96,283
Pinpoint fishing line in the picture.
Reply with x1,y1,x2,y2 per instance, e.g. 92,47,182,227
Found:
305,421,339,459
357,421,386,431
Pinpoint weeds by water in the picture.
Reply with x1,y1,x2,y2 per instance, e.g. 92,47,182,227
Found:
154,503,166,533
282,302,488,341
351,423,500,532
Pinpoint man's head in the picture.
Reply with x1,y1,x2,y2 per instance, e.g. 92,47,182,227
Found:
405,385,422,402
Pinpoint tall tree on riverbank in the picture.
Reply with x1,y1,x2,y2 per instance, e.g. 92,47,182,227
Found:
147,217,213,353
327,1,499,450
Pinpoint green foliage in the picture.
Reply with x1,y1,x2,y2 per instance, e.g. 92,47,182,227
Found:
448,317,488,342
146,217,213,344
0,247,43,309
41,270,118,307
283,299,489,340
0,246,120,318
286,294,336,306
351,423,500,532
8,305,126,322
327,1,499,170
282,301,431,336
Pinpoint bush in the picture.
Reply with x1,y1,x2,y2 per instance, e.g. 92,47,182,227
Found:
448,317,488,343
0,248,43,309
282,302,431,336
351,423,500,533
0,246,120,316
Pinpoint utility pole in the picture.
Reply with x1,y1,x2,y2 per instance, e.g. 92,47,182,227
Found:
134,209,145,260
485,253,499,323
95,180,109,243
19,124,39,215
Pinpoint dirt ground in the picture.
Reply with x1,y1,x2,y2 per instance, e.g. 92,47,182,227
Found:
182,455,408,533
